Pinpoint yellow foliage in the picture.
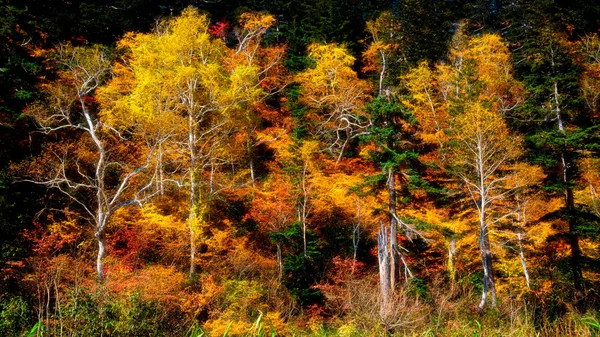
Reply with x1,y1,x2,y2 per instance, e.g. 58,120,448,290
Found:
264,312,288,335
505,162,546,189
402,61,449,144
104,265,187,307
204,317,252,336
100,6,267,144
337,322,360,337
296,43,371,156
239,12,275,33
362,41,392,73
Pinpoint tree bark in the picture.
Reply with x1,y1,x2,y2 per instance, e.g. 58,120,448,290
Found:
564,162,584,296
388,168,398,291
554,80,583,297
517,233,530,289
352,200,361,274
96,229,106,280
476,137,496,310
378,222,391,321
448,238,456,285
188,113,197,276
276,243,283,280
478,223,497,310
378,50,387,97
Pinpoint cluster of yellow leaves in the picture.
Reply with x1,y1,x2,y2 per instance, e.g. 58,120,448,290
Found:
451,102,522,164
99,7,271,138
362,41,393,73
203,279,289,335
403,29,526,150
296,43,371,156
362,11,400,75
402,61,449,145
297,43,371,113
204,317,253,336
463,34,525,109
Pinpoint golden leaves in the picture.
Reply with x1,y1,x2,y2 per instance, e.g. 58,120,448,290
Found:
238,12,275,33
402,61,449,144
296,43,372,157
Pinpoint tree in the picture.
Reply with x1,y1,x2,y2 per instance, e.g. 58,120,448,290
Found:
102,7,279,276
296,43,372,161
403,30,530,309
361,97,424,321
497,0,600,299
449,102,522,310
22,44,154,280
362,11,402,97
402,61,449,147
509,31,599,300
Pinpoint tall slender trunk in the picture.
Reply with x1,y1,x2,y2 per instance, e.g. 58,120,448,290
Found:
250,159,255,183
554,80,583,297
565,165,583,295
82,98,109,281
276,243,283,280
478,225,497,310
448,238,456,285
157,143,165,195
248,138,256,183
517,233,530,289
300,160,310,257
516,202,531,289
477,137,496,310
388,168,398,291
352,200,361,274
96,229,106,280
188,113,197,276
378,50,387,96
378,222,391,320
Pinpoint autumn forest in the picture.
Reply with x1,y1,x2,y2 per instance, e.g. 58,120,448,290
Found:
1,0,600,335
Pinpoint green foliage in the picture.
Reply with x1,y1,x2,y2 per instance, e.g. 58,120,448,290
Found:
26,321,43,337
58,289,174,337
361,97,419,170
286,84,310,139
581,315,600,331
0,295,34,336
275,222,324,305
222,280,265,316
391,0,458,66
407,277,430,300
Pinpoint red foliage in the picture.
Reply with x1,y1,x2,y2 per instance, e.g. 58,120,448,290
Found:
82,95,97,104
109,226,156,269
208,20,230,40
25,220,80,257
305,303,326,319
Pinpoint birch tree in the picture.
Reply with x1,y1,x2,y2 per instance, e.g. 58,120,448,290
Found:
101,8,275,276
24,44,155,280
296,43,371,161
449,102,522,310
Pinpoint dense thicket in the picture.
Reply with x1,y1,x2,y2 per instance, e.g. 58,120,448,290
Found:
1,0,599,336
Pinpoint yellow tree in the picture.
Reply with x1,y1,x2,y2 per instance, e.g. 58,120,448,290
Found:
499,163,545,291
402,61,449,146
229,12,287,182
363,11,402,97
462,34,525,114
23,44,155,280
296,43,372,161
449,102,522,310
99,7,273,275
403,31,531,309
